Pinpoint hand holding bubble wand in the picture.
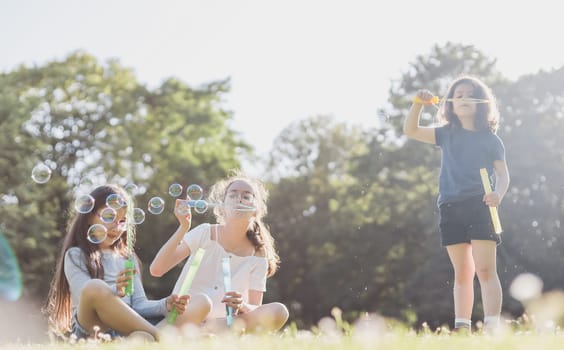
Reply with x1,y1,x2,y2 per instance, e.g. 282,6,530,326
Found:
480,168,503,234
167,248,206,324
221,257,234,327
413,94,491,109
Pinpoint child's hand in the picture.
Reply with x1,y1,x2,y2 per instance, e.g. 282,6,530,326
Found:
483,191,502,207
116,267,137,297
166,294,190,313
222,291,243,314
174,198,192,228
414,89,436,104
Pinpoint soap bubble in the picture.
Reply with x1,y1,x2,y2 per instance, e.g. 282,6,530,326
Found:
168,183,183,197
31,163,52,184
87,224,107,244
99,207,117,224
124,182,138,196
176,200,191,216
186,184,203,200
75,194,95,214
132,208,146,225
106,193,126,209
148,197,165,215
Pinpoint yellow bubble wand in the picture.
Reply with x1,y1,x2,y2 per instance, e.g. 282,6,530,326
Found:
413,95,491,107
412,95,493,126
480,168,503,234
167,248,206,324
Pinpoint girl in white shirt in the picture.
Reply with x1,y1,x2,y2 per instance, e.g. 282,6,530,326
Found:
150,173,289,333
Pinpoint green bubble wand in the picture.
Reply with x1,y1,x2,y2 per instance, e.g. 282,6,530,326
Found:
167,248,206,324
124,196,135,296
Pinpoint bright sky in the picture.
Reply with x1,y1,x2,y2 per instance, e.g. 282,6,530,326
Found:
2,0,563,174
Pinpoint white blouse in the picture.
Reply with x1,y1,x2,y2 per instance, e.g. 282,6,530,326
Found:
172,223,268,319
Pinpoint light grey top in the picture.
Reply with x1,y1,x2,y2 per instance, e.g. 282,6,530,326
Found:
64,247,167,318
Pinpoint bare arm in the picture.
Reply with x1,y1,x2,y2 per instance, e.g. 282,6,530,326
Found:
403,90,436,144
149,199,192,277
483,160,510,207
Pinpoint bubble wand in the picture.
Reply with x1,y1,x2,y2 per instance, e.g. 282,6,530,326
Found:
124,196,135,296
414,95,491,109
221,257,234,326
167,248,206,324
480,168,503,234
176,199,256,216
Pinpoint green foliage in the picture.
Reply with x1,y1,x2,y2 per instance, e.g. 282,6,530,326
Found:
0,51,249,299
1,43,563,332
264,42,564,329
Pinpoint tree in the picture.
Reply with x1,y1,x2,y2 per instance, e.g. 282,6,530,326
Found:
265,42,564,329
0,51,249,299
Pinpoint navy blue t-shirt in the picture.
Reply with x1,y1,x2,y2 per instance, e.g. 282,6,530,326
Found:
435,125,505,207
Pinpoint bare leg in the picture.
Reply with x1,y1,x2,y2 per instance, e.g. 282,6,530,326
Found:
77,279,159,340
158,293,212,329
471,240,502,322
238,302,289,332
203,302,289,334
446,243,475,322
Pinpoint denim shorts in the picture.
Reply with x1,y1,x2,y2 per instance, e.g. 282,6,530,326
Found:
71,313,120,340
71,313,163,340
439,195,502,246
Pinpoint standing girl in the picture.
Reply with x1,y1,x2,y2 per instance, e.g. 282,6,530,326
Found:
45,184,188,341
403,76,510,332
150,173,289,333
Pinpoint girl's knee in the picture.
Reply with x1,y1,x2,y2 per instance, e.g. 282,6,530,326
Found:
190,293,212,313
476,266,497,281
259,302,289,329
81,279,113,301
270,302,289,322
454,271,475,284
176,293,212,325
453,263,475,282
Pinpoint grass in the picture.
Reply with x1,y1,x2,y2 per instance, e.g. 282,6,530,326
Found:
1,315,562,350
1,331,563,350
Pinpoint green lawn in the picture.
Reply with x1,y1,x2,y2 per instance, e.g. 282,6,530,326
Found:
1,324,562,350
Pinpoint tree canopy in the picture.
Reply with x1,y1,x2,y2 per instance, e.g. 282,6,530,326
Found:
1,44,562,329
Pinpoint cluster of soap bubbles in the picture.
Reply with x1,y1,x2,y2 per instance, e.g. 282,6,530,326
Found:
71,189,146,245
31,161,254,245
149,183,207,216
153,183,255,217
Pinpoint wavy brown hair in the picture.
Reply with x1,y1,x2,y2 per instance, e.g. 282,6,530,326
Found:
44,184,133,337
208,171,280,277
438,75,500,133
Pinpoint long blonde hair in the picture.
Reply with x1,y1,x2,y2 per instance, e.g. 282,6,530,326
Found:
207,171,280,277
